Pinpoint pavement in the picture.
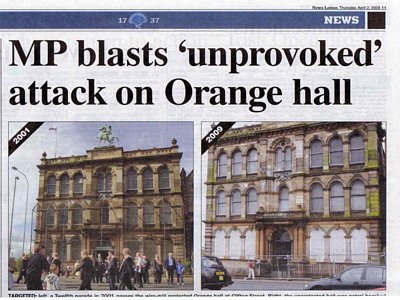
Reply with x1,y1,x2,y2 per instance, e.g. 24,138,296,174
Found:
10,274,194,291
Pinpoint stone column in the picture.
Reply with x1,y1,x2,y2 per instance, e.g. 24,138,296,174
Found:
153,173,159,193
138,207,143,228
55,178,60,198
323,144,329,171
324,235,330,262
345,235,352,262
323,188,330,217
295,133,305,173
226,154,232,180
240,235,246,259
225,236,230,259
343,141,350,170
137,174,143,193
344,187,351,217
66,240,72,261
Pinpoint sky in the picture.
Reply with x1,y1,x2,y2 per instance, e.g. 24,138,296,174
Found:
7,121,193,258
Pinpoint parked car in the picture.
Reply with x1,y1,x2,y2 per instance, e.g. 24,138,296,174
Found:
201,255,233,290
304,265,386,290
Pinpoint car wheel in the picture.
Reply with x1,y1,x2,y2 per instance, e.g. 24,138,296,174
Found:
209,286,222,290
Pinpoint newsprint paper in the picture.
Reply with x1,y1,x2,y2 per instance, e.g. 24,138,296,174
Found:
1,0,400,299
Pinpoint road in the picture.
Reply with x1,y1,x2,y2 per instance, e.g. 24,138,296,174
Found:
223,279,308,291
11,274,193,291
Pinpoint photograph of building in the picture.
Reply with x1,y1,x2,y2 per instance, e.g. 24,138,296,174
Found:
203,122,386,279
9,122,193,290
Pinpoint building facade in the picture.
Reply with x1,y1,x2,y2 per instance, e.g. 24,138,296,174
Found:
203,122,386,275
35,139,192,264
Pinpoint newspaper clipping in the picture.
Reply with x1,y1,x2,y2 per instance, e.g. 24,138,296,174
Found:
1,0,397,298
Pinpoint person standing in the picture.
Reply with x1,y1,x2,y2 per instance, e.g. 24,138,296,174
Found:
164,252,176,285
153,255,163,284
74,249,93,290
143,256,150,284
176,259,185,285
43,263,61,290
134,252,144,288
97,254,105,283
51,253,62,277
16,254,29,283
106,251,118,290
118,248,136,290
26,244,50,290
247,259,255,280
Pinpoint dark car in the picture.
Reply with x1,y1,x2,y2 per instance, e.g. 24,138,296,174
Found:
201,255,233,290
304,265,386,290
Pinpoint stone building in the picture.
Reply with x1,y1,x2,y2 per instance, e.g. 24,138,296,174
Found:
35,139,192,264
203,122,386,275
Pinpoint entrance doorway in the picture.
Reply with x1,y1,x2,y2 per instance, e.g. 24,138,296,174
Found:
271,229,292,277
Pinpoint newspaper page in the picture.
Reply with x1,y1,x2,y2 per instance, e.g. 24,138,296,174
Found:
1,0,399,298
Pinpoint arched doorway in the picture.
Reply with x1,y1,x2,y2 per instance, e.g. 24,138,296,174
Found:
272,230,292,256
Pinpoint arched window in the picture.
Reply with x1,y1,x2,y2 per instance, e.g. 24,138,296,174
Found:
46,175,56,196
275,147,292,171
71,237,82,261
143,239,156,264
310,139,323,168
142,168,153,190
330,182,344,212
247,149,258,174
126,205,138,226
60,174,69,196
310,229,325,262
350,133,365,164
57,240,67,261
127,169,137,191
310,183,324,213
143,204,154,225
124,239,140,256
351,228,368,263
100,205,109,224
351,180,366,211
161,239,174,262
232,151,242,176
46,206,55,226
246,188,258,215
329,137,343,166
73,173,83,194
216,191,226,216
330,229,346,262
231,189,241,216
159,166,170,190
97,172,112,193
160,202,172,225
217,153,227,177
279,187,290,212
72,205,83,225
214,230,225,258
229,230,241,259
45,239,53,257
59,205,68,226
244,230,256,259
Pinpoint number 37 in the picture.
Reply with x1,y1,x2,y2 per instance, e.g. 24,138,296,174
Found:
149,18,160,23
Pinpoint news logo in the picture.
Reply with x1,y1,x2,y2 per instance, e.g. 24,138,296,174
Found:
324,15,360,25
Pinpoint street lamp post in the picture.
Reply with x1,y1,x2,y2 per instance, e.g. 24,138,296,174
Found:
12,167,29,255
30,203,38,254
9,176,19,257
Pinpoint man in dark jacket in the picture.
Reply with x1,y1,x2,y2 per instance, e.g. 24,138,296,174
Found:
164,252,176,285
26,245,50,290
74,249,93,290
106,250,118,290
118,248,136,290
16,254,29,284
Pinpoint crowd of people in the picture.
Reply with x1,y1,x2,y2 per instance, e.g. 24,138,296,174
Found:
14,244,190,291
